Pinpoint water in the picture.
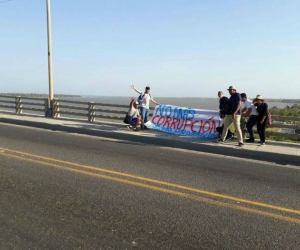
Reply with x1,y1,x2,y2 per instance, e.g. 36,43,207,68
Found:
63,96,295,110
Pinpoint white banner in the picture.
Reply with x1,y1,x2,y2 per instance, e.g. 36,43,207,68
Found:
145,105,222,138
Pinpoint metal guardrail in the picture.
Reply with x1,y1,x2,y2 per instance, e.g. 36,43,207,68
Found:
0,95,46,114
0,95,299,140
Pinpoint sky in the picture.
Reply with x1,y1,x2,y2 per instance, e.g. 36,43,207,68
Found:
0,0,299,98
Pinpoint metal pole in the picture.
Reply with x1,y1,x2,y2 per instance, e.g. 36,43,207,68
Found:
46,0,54,101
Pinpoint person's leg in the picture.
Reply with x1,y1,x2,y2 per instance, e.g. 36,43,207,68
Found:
133,118,140,128
240,118,246,139
142,108,150,129
128,118,138,130
232,115,243,144
246,115,257,141
144,108,150,123
257,122,263,142
220,115,233,141
140,107,146,129
261,120,268,143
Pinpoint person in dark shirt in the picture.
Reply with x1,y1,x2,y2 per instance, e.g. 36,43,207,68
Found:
217,86,244,146
253,95,268,145
217,91,234,139
218,91,228,118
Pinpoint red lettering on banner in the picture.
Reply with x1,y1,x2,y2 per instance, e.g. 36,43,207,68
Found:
163,116,173,127
198,120,204,133
152,114,220,135
170,118,178,129
152,115,159,124
191,120,199,132
177,119,184,129
183,119,192,130
157,116,166,126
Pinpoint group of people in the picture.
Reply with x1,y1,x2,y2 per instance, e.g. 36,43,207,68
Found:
124,84,269,146
217,86,269,146
124,85,160,131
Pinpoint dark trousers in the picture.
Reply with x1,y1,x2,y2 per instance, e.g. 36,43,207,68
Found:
257,119,268,143
246,115,259,140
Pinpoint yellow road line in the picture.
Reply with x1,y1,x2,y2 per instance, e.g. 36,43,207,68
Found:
1,151,300,225
1,146,300,216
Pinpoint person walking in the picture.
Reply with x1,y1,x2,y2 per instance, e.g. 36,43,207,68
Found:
217,91,234,140
240,93,259,142
253,95,268,145
217,86,244,146
130,85,160,129
240,93,259,143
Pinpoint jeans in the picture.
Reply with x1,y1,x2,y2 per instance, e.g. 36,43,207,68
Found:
140,107,150,128
221,114,243,143
246,115,259,140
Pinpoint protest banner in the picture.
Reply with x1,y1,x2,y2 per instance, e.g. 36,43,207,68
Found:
145,105,222,138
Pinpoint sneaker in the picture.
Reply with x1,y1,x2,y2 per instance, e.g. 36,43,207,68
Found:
216,138,224,143
129,126,136,131
245,139,255,143
260,142,266,145
237,142,244,147
225,134,234,141
126,125,132,130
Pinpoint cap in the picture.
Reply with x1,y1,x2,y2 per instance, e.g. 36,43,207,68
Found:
134,101,139,105
227,86,237,91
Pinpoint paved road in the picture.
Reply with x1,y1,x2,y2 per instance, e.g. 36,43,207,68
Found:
0,123,300,250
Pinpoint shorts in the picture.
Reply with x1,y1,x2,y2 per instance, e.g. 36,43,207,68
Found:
130,118,138,125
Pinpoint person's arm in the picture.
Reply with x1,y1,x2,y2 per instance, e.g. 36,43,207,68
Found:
130,85,142,95
129,97,135,107
243,107,252,117
260,104,268,124
233,101,241,120
242,101,252,117
151,98,160,106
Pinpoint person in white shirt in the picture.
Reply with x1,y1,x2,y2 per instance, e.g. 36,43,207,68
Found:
240,93,259,142
130,85,160,129
125,97,143,131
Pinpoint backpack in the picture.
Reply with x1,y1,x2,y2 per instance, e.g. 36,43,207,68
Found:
268,112,272,126
123,114,133,124
138,92,151,105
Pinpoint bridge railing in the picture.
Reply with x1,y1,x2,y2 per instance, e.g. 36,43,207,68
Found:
0,95,299,140
0,95,46,114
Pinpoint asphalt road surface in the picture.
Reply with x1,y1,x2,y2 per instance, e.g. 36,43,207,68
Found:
0,123,300,250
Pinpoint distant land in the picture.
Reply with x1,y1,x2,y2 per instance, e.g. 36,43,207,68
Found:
267,99,300,103
1,93,299,104
0,93,81,98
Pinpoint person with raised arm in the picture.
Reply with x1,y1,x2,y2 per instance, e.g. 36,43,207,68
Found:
124,97,143,131
130,85,160,129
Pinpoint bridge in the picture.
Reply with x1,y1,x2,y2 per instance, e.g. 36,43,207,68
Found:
0,94,300,249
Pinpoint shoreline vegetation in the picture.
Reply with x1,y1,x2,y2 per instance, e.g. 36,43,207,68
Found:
269,104,300,117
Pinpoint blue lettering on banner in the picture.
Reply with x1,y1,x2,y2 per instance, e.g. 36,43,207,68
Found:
155,105,195,120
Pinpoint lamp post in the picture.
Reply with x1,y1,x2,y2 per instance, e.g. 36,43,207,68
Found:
46,0,54,116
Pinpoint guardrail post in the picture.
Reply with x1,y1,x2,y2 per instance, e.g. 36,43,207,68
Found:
15,96,23,114
45,98,52,117
52,99,60,118
88,102,95,122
